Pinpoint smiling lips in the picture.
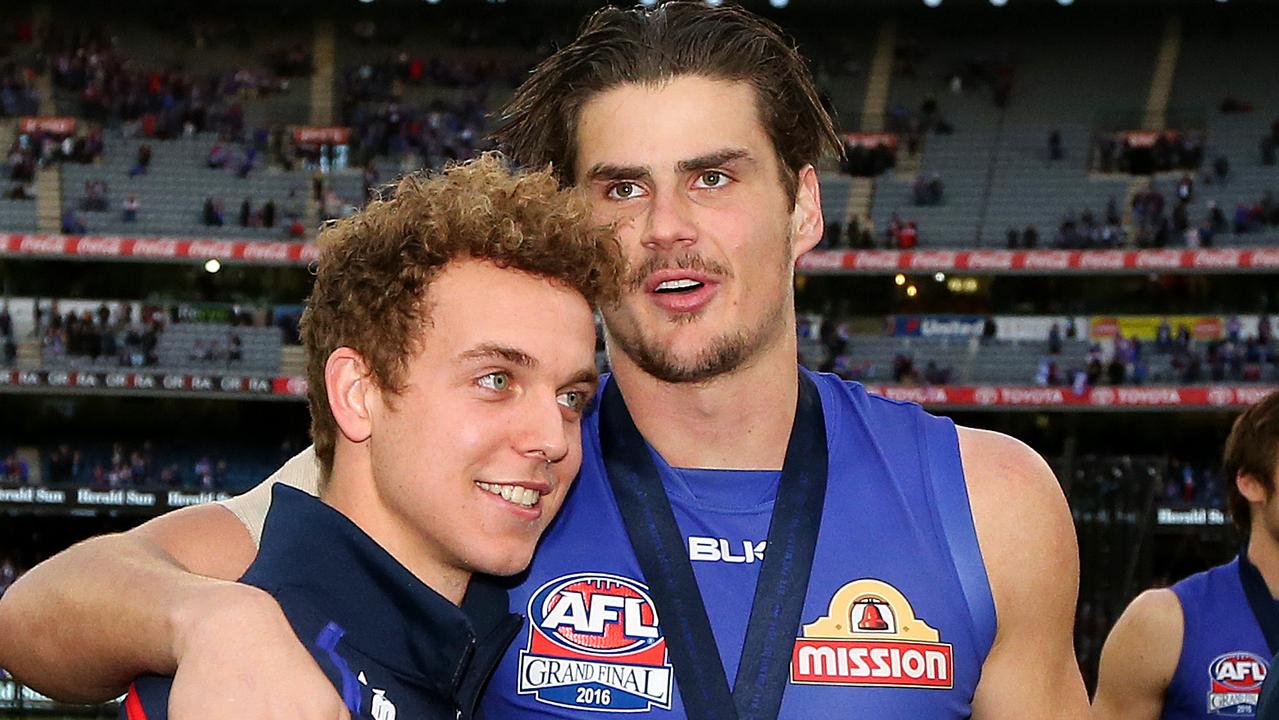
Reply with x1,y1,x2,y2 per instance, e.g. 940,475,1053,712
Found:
476,481,543,509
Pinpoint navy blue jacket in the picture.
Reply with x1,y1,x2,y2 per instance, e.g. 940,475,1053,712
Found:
122,484,522,720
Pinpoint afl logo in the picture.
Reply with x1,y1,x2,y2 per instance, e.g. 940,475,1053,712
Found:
529,573,662,656
518,573,673,713
1206,652,1267,716
1211,652,1267,692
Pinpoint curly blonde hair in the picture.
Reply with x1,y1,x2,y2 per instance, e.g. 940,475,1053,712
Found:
301,153,621,482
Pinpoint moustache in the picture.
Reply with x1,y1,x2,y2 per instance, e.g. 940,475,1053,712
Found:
623,254,733,292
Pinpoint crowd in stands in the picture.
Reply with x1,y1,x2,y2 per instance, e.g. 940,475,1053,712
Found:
45,24,300,140
1094,130,1206,176
1038,317,1277,389
37,301,164,366
819,214,922,250
43,441,231,492
0,60,40,118
0,305,14,366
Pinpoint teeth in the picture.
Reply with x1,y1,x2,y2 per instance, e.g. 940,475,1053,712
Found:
476,481,541,508
655,279,703,292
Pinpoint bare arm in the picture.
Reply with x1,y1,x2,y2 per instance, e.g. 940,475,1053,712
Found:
0,503,257,700
959,427,1091,720
1091,589,1183,720
0,447,345,719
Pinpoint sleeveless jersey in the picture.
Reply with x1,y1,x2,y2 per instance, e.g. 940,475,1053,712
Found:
1164,557,1272,719
480,368,996,718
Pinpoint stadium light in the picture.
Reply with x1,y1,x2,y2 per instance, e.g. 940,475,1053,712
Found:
990,0,1007,6
894,273,906,286
425,0,441,4
934,272,946,282
1057,0,1074,5
906,285,919,298
204,259,221,274
640,0,658,5
705,0,724,6
769,0,789,7
923,0,942,6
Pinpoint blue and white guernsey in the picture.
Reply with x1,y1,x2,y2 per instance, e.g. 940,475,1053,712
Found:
481,368,997,718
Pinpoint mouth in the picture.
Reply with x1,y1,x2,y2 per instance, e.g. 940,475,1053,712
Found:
475,481,544,509
642,270,720,314
652,278,706,295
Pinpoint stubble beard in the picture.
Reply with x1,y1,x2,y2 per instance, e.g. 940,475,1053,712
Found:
604,249,794,385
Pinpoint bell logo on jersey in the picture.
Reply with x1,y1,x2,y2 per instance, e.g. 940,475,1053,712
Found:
518,573,674,713
1207,651,1268,715
791,579,954,690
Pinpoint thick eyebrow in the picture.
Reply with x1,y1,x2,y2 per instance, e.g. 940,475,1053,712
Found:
456,344,537,368
676,148,753,174
565,367,600,390
584,162,653,184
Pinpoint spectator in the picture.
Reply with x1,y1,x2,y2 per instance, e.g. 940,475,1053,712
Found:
122,194,140,222
1006,227,1019,249
202,197,224,227
129,145,152,178
60,209,87,234
262,199,276,228
1048,129,1063,161
1048,323,1063,355
1023,225,1039,249
207,143,228,169
239,197,252,227
1213,155,1230,182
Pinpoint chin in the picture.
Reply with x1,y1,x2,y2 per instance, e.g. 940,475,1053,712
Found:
470,548,537,578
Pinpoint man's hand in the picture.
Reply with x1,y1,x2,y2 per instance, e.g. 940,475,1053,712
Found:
167,583,348,720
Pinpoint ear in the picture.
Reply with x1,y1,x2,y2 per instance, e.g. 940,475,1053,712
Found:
325,347,376,445
791,164,824,258
1237,470,1270,505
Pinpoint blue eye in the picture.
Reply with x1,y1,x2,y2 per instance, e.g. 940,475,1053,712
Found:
478,372,511,391
557,390,587,411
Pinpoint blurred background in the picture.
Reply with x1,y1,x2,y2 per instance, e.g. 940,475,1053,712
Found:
0,0,1275,714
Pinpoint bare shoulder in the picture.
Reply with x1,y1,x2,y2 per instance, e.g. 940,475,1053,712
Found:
1092,588,1183,718
1100,588,1184,680
134,501,257,580
957,426,1091,716
954,425,1075,588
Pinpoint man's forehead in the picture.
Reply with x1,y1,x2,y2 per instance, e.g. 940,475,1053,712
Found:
572,76,772,172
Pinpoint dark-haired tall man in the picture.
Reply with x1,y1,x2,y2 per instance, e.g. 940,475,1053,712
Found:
1094,390,1279,720
0,3,1088,718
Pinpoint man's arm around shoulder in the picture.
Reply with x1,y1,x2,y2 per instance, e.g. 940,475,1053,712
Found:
958,427,1091,719
0,450,347,720
0,502,259,701
1091,588,1183,720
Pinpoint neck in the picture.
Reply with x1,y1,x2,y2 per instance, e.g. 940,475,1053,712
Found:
1247,526,1279,599
607,324,800,470
323,449,469,605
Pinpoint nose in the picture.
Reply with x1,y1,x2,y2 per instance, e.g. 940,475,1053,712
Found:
521,392,571,466
643,185,698,252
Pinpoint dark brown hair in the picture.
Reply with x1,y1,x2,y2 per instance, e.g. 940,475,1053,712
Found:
493,0,842,204
1224,390,1279,532
301,153,622,483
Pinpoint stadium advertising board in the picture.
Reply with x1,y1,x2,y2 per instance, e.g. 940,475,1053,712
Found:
861,385,1278,409
1088,315,1222,340
18,116,76,136
0,486,232,514
794,248,1279,274
844,132,897,150
890,315,986,338
1,234,319,265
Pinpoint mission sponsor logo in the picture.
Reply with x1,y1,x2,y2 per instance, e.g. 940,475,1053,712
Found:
791,579,953,689
1207,651,1267,715
518,573,673,713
